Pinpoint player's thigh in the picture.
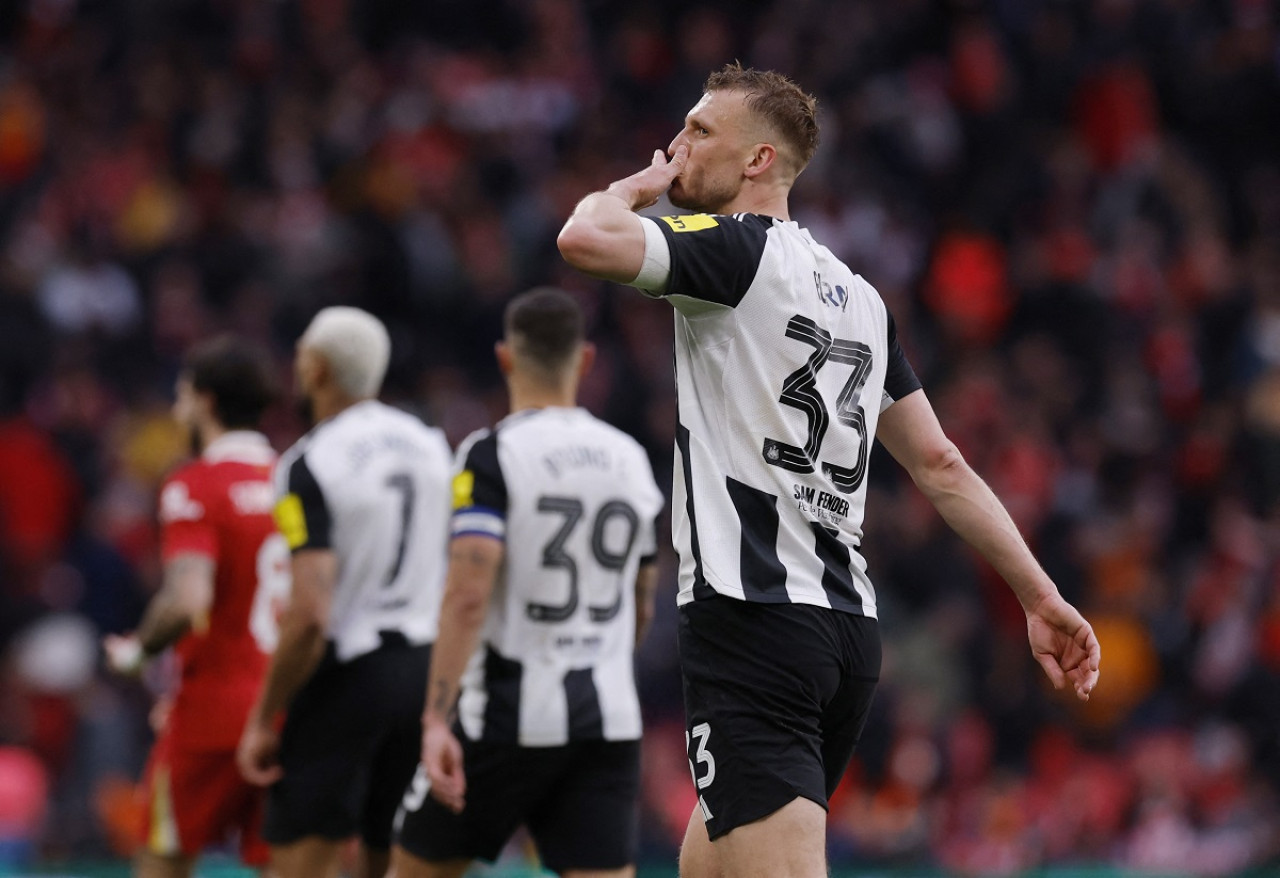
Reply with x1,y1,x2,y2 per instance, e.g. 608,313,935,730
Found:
528,740,641,875
561,868,635,878
134,848,194,878
388,845,470,878
140,737,253,861
394,740,545,866
360,648,431,850
819,611,880,797
712,797,827,878
263,652,379,844
269,837,344,878
678,598,842,840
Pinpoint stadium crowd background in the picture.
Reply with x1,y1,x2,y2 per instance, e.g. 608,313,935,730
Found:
1,0,1279,873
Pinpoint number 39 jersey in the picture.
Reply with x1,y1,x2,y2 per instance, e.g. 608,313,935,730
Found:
451,407,664,747
633,212,922,618
273,400,453,662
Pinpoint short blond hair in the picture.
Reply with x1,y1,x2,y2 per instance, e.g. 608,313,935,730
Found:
705,62,820,172
299,306,390,399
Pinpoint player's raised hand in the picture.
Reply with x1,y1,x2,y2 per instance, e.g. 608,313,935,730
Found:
606,145,689,211
1026,592,1100,701
423,714,466,813
237,718,284,786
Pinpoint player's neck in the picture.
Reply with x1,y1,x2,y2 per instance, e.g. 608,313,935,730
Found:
197,421,227,452
716,181,791,221
508,378,576,414
311,389,363,423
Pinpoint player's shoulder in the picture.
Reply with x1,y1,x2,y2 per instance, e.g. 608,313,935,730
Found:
158,460,215,524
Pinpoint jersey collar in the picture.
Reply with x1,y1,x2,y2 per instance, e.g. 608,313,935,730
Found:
203,430,275,465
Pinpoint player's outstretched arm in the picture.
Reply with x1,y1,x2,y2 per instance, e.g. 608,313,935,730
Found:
422,534,503,814
103,552,215,675
557,146,688,283
238,547,336,785
877,389,1100,701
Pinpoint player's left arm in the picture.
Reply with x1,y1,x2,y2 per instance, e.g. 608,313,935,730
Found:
422,534,504,813
238,546,335,785
104,553,216,675
557,147,688,282
877,390,1100,701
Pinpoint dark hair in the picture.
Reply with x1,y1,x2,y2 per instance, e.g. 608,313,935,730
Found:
705,62,820,171
184,336,278,430
504,287,584,374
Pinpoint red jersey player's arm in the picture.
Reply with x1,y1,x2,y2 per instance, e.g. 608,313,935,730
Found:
238,547,336,786
136,553,216,655
876,388,1100,702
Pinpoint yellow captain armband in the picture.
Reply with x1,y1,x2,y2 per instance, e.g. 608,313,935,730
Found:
452,470,475,510
661,214,719,233
273,493,309,550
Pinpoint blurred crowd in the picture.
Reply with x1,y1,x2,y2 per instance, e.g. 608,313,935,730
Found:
1,0,1280,873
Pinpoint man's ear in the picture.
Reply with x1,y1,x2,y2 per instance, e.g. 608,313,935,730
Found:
743,142,778,179
577,342,597,380
495,341,515,376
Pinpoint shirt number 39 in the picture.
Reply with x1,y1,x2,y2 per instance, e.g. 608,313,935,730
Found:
762,314,874,494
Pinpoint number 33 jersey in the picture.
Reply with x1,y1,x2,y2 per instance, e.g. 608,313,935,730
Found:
632,212,922,618
273,400,453,662
451,407,664,746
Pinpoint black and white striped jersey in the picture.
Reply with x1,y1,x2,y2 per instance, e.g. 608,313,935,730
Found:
631,212,921,618
272,400,453,661
450,406,664,747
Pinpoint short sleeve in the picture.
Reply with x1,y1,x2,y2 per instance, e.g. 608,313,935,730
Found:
880,312,923,411
646,214,770,308
158,474,217,561
451,431,507,541
273,452,332,552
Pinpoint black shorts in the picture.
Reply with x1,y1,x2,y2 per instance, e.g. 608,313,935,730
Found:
394,736,640,873
678,596,880,840
263,635,429,848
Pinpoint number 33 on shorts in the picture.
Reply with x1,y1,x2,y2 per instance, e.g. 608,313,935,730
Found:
686,722,716,820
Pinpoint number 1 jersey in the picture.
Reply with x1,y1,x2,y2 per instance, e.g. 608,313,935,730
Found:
158,431,286,751
272,400,453,662
632,212,922,618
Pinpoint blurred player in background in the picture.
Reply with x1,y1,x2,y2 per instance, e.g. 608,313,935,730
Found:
103,336,285,878
237,307,453,878
558,63,1101,878
392,288,664,878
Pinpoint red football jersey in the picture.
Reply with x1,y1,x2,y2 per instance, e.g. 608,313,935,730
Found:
157,431,288,751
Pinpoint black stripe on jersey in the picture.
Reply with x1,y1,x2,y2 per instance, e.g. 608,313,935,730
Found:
676,423,716,601
651,214,770,308
884,313,922,403
810,522,864,613
726,477,789,600
286,452,332,551
462,431,508,514
480,646,522,744
563,668,604,740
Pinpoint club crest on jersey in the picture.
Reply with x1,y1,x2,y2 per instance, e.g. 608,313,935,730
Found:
452,470,475,510
814,271,848,311
662,214,719,233
159,481,204,523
